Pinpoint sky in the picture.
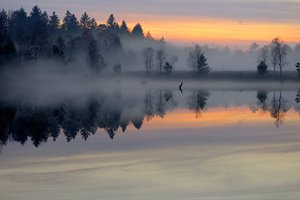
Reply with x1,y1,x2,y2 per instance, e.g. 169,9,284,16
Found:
2,0,300,47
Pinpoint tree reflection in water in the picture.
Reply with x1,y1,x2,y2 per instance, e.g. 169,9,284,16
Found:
187,90,210,118
0,90,299,147
255,90,289,127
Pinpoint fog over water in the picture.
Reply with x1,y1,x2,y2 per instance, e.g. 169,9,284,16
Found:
1,3,300,200
1,85,300,200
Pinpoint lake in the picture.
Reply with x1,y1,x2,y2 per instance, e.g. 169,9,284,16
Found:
1,87,300,200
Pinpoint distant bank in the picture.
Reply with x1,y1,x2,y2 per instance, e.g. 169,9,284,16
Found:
109,71,300,82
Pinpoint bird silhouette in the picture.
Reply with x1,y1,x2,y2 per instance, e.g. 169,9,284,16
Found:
179,82,183,93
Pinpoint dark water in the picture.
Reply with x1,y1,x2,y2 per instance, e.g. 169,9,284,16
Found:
1,89,300,200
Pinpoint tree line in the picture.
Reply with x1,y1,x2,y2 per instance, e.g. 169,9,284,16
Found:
256,38,297,76
0,6,300,76
0,6,161,72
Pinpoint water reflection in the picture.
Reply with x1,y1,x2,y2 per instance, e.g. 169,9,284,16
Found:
255,91,289,127
187,90,210,117
0,89,299,147
296,90,300,104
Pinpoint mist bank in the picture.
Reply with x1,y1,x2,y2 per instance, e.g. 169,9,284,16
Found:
1,63,300,105
1,6,300,74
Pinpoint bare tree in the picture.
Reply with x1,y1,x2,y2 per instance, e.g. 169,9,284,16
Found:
269,38,289,74
256,46,269,75
156,48,166,73
143,47,154,73
269,91,288,127
188,44,210,74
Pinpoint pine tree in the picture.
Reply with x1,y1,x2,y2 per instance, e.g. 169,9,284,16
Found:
49,12,60,34
0,9,9,44
90,18,97,30
106,14,116,27
120,20,129,35
132,23,144,38
196,54,209,73
28,6,49,60
9,8,28,45
164,62,172,74
88,39,105,73
146,31,154,40
188,45,210,74
62,11,79,33
257,61,268,75
80,12,91,30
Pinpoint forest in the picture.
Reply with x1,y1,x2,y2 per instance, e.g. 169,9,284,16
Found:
1,5,300,77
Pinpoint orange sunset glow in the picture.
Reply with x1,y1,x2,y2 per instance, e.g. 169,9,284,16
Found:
132,107,300,131
125,17,300,45
2,1,300,200
3,0,300,46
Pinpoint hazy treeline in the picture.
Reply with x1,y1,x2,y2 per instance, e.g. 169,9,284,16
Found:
0,5,166,73
0,89,299,147
1,5,300,75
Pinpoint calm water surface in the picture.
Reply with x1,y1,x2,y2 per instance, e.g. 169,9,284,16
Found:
1,89,300,200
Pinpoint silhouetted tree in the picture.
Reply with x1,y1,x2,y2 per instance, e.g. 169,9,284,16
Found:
81,100,100,140
164,62,172,74
143,47,154,73
103,33,122,50
120,20,130,35
270,38,289,74
188,44,210,74
156,91,166,118
90,18,97,30
296,62,300,77
156,48,166,73
0,105,16,145
131,23,144,38
52,35,65,62
49,11,60,35
145,91,154,120
106,14,117,27
27,6,49,60
80,12,92,30
269,91,288,127
0,39,17,66
257,45,268,64
145,31,154,40
296,90,300,104
187,90,210,117
62,11,79,33
88,38,105,73
9,8,28,45
131,117,143,129
256,90,268,111
257,61,268,75
0,9,9,44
